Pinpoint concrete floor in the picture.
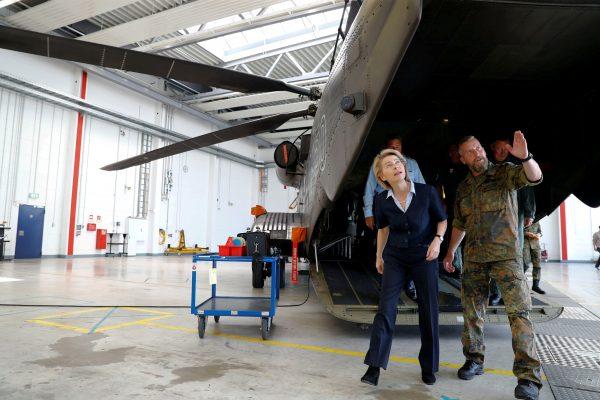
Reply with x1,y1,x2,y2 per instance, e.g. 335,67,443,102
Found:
0,256,598,400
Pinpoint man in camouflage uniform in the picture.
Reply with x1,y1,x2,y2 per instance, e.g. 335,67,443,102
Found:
442,132,543,400
524,222,545,294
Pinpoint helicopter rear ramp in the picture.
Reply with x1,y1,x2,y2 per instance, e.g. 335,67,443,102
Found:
311,259,563,325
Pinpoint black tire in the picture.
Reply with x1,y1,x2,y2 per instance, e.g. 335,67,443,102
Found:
252,259,264,288
279,260,286,289
261,317,270,340
197,315,206,339
214,316,220,323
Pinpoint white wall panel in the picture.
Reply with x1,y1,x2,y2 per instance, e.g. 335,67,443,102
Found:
565,195,599,261
0,49,80,96
538,209,560,261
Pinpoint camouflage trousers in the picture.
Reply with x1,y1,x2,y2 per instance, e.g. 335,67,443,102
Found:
461,259,542,386
523,242,541,281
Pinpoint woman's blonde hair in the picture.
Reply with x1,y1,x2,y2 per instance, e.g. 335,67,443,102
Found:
373,149,409,190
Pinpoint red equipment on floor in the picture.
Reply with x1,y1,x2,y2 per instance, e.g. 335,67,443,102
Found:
218,236,247,256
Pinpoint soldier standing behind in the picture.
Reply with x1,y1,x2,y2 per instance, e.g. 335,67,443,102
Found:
593,226,600,270
443,132,543,400
524,222,545,294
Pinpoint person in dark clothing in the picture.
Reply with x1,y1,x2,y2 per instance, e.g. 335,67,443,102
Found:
364,137,423,301
437,144,468,276
361,149,447,387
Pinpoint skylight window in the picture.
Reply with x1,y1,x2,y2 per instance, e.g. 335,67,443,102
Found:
196,6,343,63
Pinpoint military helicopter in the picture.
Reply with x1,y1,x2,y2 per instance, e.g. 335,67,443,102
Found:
3,0,598,325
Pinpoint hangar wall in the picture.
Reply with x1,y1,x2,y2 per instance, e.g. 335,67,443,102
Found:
0,49,288,257
539,196,599,262
563,195,600,261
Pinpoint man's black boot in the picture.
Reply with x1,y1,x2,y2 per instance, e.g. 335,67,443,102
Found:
532,280,545,295
515,379,540,400
361,366,380,386
457,360,484,380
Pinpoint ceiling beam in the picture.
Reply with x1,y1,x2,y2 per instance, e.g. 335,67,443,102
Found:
4,0,139,32
78,0,283,46
220,35,336,68
136,1,344,53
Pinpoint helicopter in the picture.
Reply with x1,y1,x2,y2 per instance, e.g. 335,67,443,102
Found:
2,0,598,325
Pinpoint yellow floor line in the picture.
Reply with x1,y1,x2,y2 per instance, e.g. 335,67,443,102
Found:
95,315,172,333
27,319,89,333
32,307,110,320
140,321,532,379
120,307,175,316
138,320,196,333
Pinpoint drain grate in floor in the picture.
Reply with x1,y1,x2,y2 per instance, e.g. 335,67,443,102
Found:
536,334,600,371
559,307,600,321
535,320,600,341
550,386,600,400
543,364,600,392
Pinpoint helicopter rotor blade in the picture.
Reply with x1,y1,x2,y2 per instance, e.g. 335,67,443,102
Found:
0,26,319,99
101,107,316,171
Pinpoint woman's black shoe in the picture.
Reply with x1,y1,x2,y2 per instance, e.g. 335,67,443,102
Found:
421,372,436,385
361,366,380,386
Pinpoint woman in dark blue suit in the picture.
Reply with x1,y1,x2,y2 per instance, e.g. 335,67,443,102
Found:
361,149,447,386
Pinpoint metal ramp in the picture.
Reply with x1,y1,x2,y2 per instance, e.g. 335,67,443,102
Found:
311,259,564,325
252,212,303,240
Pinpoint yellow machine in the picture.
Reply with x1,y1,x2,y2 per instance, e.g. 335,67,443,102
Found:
163,230,209,256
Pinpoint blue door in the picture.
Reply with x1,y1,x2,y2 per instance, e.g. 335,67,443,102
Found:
15,205,45,259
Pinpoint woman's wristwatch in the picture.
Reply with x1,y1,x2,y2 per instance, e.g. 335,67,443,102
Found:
435,234,444,242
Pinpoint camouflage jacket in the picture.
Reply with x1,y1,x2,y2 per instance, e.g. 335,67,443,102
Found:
453,161,542,262
524,222,542,250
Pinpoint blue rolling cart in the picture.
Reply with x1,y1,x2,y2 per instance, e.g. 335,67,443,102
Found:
191,254,280,340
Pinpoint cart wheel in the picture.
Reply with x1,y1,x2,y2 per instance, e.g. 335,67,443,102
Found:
197,315,206,339
252,260,264,288
214,316,220,323
261,317,271,340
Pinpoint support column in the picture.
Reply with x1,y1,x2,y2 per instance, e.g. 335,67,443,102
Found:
67,71,88,256
559,202,568,261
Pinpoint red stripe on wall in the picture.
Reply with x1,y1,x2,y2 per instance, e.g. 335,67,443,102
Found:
67,71,88,256
559,202,568,261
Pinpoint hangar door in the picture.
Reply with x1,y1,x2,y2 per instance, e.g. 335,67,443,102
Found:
15,204,45,259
